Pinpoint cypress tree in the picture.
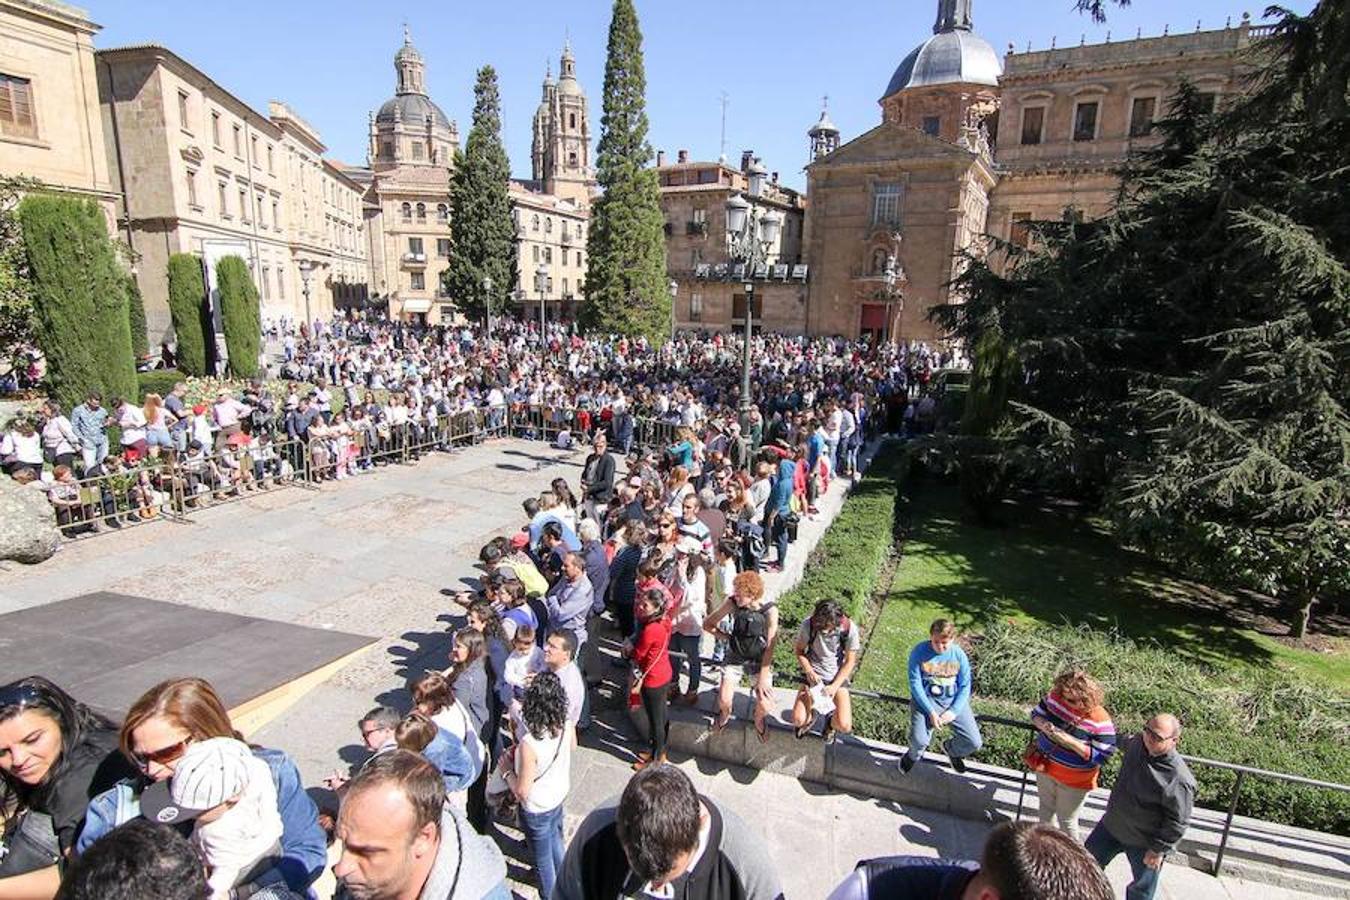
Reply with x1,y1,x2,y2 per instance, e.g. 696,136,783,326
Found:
444,66,516,323
217,255,261,378
18,194,135,410
0,175,34,351
579,0,670,339
126,273,149,358
167,253,208,376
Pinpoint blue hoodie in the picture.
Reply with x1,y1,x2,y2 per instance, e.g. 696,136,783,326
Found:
907,641,972,717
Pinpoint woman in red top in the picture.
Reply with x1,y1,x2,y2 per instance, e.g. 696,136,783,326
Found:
627,586,672,771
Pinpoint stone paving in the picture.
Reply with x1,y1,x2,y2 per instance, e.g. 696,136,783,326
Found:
0,438,1329,899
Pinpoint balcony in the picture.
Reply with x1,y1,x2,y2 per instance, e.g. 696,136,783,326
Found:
560,230,573,245
401,252,427,268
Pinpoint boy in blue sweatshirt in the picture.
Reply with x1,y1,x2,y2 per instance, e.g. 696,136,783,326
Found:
900,618,982,774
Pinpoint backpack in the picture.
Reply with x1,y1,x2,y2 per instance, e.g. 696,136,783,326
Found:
728,606,769,663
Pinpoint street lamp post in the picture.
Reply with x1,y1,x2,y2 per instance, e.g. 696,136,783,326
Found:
297,259,313,330
668,279,678,340
724,192,783,424
482,274,493,341
535,262,549,338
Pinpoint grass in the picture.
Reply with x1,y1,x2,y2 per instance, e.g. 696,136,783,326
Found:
853,477,1349,694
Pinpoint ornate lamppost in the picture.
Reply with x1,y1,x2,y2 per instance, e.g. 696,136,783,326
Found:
724,191,783,422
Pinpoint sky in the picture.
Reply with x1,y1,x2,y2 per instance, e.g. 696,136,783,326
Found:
92,0,1315,192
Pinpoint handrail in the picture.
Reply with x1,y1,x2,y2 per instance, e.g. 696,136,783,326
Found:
657,647,1348,875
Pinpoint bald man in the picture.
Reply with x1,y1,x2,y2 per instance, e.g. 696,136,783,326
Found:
1085,713,1195,900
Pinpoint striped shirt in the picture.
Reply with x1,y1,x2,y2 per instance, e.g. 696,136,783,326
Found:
1032,690,1117,790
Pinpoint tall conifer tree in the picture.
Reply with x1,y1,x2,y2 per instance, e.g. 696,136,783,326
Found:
444,66,515,322
580,0,669,338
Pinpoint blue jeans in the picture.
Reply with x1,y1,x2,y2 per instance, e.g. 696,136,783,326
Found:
904,704,982,763
770,513,790,566
520,804,565,899
1086,823,1162,900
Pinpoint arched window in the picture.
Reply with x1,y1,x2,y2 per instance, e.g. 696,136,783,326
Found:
568,152,578,167
437,203,449,223
532,214,540,232
545,218,553,233
569,113,576,130
401,202,412,222
416,202,426,222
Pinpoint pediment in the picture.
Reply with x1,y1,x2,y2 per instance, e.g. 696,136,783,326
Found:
809,122,977,169
179,144,205,164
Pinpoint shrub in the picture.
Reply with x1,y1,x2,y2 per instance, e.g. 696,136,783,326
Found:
772,441,907,671
216,255,260,378
126,273,149,358
18,194,136,410
167,253,208,376
137,370,184,399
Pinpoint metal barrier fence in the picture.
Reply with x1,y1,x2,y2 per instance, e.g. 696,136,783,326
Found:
661,644,1350,877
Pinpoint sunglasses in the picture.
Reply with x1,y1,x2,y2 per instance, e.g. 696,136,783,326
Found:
0,684,42,710
1143,726,1174,743
133,737,192,770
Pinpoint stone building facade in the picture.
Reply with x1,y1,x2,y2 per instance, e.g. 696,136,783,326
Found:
0,0,117,225
802,0,1262,342
357,29,458,324
96,45,370,338
658,150,807,334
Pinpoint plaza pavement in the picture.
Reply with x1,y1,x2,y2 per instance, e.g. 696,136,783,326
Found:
0,437,1325,899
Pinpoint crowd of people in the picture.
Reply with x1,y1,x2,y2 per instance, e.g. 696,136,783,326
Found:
0,317,1200,900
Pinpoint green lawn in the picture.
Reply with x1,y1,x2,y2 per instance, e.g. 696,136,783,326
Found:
855,478,1349,695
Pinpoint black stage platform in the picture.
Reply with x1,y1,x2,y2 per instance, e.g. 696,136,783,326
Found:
0,593,374,723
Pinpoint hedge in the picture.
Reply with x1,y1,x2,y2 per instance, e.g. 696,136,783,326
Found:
772,440,908,672
167,253,208,376
126,273,149,358
216,255,260,378
18,194,136,410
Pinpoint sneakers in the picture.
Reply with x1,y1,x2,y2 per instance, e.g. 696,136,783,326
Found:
942,740,967,774
898,754,915,774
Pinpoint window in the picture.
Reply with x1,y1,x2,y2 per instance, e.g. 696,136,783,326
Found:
206,111,219,147
267,144,274,173
569,113,576,129
1073,101,1099,142
186,168,199,207
690,248,703,267
690,292,703,321
401,202,412,222
408,237,424,255
1130,97,1157,137
544,246,553,264
416,203,426,222
238,188,248,221
412,142,424,160
256,193,265,226
1020,106,1045,145
437,203,449,223
532,215,540,232
545,218,553,234
277,265,285,298
437,238,450,258
177,91,190,132
732,293,763,319
1010,212,1032,247
546,277,553,293
569,152,578,167
871,182,903,227
381,141,394,159
922,116,940,137
562,278,569,297
261,266,270,300
1196,92,1218,115
410,271,425,291
250,135,258,163
692,208,707,226
0,74,36,139
233,124,242,157
272,200,280,229
218,182,229,216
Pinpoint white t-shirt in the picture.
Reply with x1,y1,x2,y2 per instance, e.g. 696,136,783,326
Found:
516,727,570,814
673,566,707,637
432,700,484,781
118,407,147,444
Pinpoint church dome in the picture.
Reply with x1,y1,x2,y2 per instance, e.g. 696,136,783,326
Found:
883,0,1001,99
376,93,451,130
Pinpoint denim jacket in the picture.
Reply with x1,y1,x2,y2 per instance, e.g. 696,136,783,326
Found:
77,746,326,893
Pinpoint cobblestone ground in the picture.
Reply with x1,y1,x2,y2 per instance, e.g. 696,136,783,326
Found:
0,439,1326,899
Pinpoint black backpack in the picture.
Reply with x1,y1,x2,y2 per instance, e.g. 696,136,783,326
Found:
728,606,769,663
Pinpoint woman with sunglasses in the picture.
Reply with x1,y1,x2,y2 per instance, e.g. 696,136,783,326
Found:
74,677,326,896
0,676,136,897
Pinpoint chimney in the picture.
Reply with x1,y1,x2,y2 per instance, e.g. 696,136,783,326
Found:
677,149,689,164
741,150,754,171
657,150,667,167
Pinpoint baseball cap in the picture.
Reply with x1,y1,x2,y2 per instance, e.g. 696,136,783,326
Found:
140,737,252,825
509,531,530,550
627,476,643,489
675,535,702,555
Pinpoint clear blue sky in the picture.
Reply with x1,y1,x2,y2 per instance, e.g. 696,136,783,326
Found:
93,0,1313,191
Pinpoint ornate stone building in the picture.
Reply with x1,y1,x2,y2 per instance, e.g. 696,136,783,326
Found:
802,0,1259,342
0,0,117,226
357,28,459,325
530,42,591,209
96,45,368,337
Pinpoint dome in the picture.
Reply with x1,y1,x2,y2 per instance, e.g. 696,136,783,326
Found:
808,108,839,137
376,93,451,131
882,27,1001,98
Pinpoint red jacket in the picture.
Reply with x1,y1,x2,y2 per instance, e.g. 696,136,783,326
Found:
633,616,673,689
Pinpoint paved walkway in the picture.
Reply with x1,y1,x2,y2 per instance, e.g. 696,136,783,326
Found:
0,439,1327,899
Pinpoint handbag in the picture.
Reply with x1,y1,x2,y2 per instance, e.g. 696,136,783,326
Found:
0,811,60,877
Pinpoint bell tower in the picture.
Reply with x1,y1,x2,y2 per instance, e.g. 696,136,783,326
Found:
530,41,592,207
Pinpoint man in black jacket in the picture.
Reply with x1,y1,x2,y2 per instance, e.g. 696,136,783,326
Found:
580,432,616,524
556,765,783,900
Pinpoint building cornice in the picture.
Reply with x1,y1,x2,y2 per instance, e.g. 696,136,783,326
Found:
0,0,97,35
